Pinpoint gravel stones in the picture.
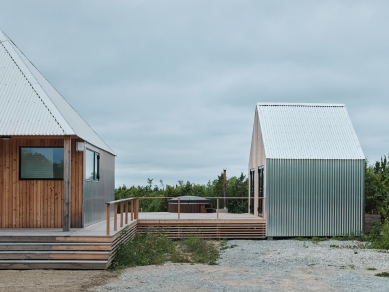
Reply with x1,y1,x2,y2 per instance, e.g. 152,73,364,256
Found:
92,240,389,292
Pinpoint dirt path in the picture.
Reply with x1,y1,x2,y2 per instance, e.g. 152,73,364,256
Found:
0,270,117,292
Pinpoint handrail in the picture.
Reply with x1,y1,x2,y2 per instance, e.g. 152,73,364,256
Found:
137,197,249,199
105,197,139,236
105,196,264,235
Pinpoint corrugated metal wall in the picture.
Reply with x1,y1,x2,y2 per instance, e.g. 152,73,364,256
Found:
83,150,115,227
266,159,364,237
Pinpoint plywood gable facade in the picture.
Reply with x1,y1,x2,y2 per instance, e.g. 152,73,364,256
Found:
248,108,266,217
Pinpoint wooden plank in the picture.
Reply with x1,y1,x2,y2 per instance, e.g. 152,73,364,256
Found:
63,136,71,231
0,140,4,228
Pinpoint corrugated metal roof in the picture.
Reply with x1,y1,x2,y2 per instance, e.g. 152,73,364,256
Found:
0,29,114,155
257,103,365,159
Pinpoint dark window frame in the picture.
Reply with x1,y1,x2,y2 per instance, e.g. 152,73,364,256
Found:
19,146,64,180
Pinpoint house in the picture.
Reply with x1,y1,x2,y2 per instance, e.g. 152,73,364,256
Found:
249,103,365,237
0,29,115,231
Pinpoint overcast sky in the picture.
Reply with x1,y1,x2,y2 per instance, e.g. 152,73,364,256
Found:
1,1,388,187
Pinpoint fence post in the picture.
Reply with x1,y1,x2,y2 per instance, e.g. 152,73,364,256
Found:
131,199,134,221
178,198,180,220
125,200,129,224
134,198,139,219
114,202,118,231
217,198,219,220
120,202,124,227
106,203,110,236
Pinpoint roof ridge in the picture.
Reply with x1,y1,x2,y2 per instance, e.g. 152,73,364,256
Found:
257,102,345,107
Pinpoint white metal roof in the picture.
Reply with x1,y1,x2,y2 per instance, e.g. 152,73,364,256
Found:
257,103,365,159
0,29,114,155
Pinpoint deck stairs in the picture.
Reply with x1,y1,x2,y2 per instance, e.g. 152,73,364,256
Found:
0,221,137,270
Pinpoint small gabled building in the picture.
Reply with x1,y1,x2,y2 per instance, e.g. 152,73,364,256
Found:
249,103,365,237
0,29,115,230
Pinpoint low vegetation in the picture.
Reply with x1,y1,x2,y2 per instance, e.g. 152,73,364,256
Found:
110,233,221,270
375,272,389,277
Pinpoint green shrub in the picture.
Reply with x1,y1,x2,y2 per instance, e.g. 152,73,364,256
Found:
181,236,219,264
110,233,178,269
375,272,389,277
110,233,221,270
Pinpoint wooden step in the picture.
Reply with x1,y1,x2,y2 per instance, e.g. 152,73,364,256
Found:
0,251,110,260
0,242,111,251
0,260,107,270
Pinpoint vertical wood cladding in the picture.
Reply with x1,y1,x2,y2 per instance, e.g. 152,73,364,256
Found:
0,138,83,228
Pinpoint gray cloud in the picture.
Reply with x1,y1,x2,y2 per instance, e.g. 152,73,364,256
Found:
1,0,389,186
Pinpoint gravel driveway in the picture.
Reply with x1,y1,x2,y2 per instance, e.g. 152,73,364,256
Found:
92,239,389,292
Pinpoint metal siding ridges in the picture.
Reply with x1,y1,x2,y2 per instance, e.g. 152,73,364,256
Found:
0,43,65,135
0,30,114,155
257,103,364,159
266,158,364,237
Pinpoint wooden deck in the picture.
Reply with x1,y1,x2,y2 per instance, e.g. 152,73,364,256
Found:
0,212,266,269
137,212,266,239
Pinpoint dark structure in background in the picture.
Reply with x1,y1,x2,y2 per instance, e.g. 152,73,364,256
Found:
168,196,214,213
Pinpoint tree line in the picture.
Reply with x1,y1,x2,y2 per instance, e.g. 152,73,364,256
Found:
115,173,248,214
116,155,389,221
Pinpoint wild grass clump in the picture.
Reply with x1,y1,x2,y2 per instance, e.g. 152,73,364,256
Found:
375,272,389,277
180,236,219,265
367,221,389,250
110,233,221,270
110,232,178,270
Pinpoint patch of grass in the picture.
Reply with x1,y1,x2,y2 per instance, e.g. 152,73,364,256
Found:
181,236,220,265
330,244,339,248
110,233,221,270
110,232,179,270
367,267,377,270
375,272,389,277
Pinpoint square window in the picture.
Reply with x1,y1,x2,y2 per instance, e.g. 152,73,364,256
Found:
20,147,64,180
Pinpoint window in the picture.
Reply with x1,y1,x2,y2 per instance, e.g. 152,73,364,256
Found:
249,169,255,214
86,149,100,181
20,147,64,179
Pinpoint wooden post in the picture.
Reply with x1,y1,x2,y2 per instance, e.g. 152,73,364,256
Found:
217,198,219,220
223,169,227,209
178,198,180,220
63,136,71,232
120,202,124,227
125,200,129,224
263,197,266,219
114,202,117,231
131,199,134,221
134,198,139,219
106,204,110,236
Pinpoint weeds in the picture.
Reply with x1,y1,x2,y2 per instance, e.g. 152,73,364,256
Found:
375,272,389,277
367,267,377,270
180,236,220,265
110,233,221,270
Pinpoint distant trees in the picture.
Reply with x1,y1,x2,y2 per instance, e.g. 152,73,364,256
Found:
365,156,389,221
116,156,389,221
115,172,248,213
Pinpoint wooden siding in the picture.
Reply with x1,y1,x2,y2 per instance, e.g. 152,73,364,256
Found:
0,138,83,228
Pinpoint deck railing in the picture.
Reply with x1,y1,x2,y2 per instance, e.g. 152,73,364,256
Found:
105,196,264,236
105,197,139,236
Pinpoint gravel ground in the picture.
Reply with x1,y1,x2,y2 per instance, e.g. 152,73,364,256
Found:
92,239,389,292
